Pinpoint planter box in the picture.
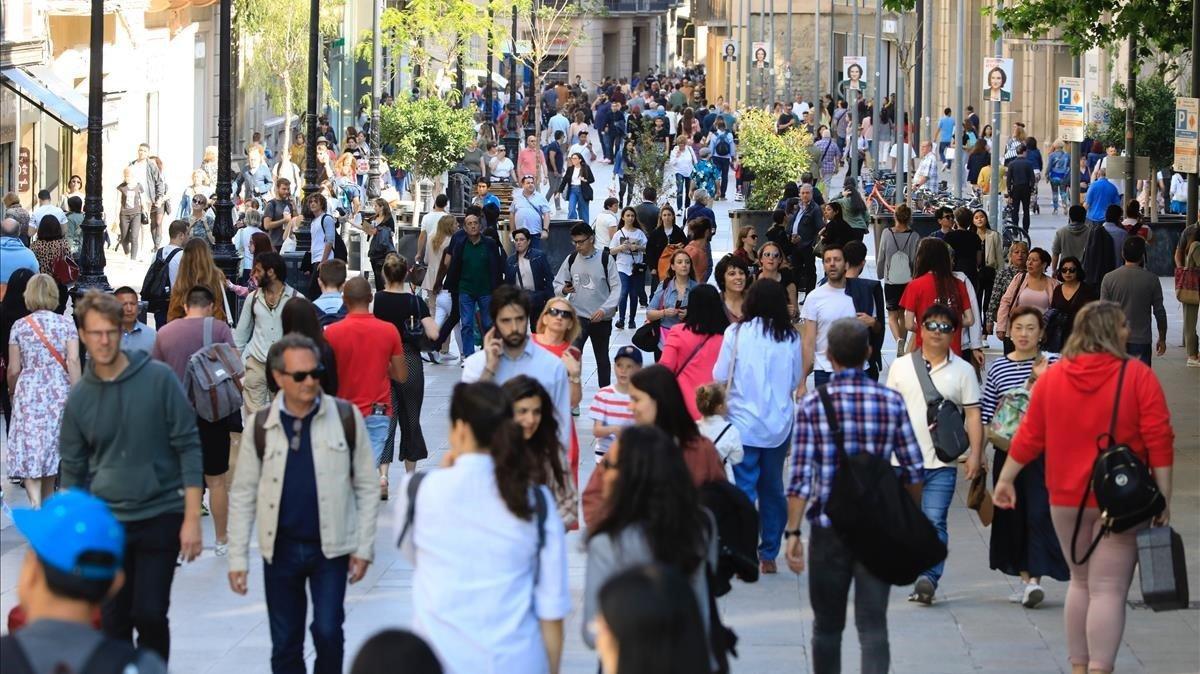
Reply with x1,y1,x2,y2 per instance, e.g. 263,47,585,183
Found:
871,212,939,250
730,209,775,248
1147,218,1186,277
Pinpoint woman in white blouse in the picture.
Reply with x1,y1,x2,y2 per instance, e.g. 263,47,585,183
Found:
396,382,571,674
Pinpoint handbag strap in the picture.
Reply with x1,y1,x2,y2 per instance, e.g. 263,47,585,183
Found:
911,353,945,408
816,384,846,460
723,325,740,393
24,315,67,372
1070,359,1130,565
672,334,713,376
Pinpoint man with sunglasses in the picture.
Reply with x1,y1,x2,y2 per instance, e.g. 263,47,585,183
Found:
885,304,983,606
227,333,379,673
59,291,203,662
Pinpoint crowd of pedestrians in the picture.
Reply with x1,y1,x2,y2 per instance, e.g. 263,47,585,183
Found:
0,64,1194,674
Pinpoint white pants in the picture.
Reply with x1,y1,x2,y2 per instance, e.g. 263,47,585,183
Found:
431,289,462,355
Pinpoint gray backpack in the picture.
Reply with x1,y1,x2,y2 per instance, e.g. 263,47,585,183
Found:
183,317,245,422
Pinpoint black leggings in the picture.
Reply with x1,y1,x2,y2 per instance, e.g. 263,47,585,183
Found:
573,316,613,388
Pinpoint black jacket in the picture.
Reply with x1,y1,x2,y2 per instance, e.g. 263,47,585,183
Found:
1007,157,1035,190
558,163,596,201
442,230,505,294
645,224,687,279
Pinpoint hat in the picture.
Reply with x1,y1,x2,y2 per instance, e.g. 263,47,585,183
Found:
614,345,643,364
316,136,329,145
12,489,125,580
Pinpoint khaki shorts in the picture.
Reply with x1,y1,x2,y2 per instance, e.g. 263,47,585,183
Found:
242,357,271,414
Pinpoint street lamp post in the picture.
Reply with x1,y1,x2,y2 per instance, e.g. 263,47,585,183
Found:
502,5,521,159
74,0,111,297
298,0,322,258
211,0,239,283
361,0,383,237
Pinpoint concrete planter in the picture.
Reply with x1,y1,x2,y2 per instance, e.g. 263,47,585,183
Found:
729,209,775,248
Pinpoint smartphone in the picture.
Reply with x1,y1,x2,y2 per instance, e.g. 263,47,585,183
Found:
675,300,683,310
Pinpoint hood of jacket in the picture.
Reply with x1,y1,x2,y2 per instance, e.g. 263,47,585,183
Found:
1067,221,1088,234
82,347,153,385
1057,352,1126,394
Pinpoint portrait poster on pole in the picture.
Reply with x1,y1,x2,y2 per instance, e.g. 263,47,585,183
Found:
722,40,738,62
982,57,1013,103
839,55,868,99
751,42,770,69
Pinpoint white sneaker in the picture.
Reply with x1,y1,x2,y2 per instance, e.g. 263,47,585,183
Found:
1008,588,1024,603
1022,583,1044,608
214,542,228,557
1187,357,1200,368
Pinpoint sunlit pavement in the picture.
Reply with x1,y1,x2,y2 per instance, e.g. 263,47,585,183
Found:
2,158,1197,673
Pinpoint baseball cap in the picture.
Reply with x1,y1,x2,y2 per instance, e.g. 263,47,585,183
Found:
614,345,643,365
12,489,125,580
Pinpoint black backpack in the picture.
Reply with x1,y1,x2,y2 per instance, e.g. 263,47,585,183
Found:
566,248,612,291
1082,224,1117,286
1071,360,1166,564
697,480,760,597
315,304,348,327
141,247,182,312
0,633,141,674
715,132,731,156
818,384,948,586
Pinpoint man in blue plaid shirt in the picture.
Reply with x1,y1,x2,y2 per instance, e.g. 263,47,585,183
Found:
783,318,924,674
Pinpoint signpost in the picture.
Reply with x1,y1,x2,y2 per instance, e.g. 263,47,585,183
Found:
1057,77,1085,143
1175,97,1198,174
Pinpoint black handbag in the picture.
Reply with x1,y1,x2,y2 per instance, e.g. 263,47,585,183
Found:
1071,360,1166,564
1136,526,1190,612
818,385,948,586
631,282,668,352
912,354,970,463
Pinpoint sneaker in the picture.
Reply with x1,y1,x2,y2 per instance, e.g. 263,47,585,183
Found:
426,351,441,365
201,503,210,517
1187,357,1200,368
616,320,624,330
571,406,581,417
1022,583,1044,608
1008,588,1024,603
911,576,935,605
214,541,228,557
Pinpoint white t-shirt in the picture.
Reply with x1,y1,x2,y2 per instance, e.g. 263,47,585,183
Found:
568,143,593,161
490,157,515,180
885,351,981,470
890,142,915,169
609,227,647,275
232,225,264,270
668,146,697,176
421,209,447,235
800,282,858,373
592,211,618,248
310,212,336,263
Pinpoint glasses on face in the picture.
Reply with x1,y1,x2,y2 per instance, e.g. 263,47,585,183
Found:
278,366,326,383
82,329,120,341
761,251,780,259
571,237,592,247
1060,266,1078,274
922,320,955,334
547,307,575,319
746,234,758,240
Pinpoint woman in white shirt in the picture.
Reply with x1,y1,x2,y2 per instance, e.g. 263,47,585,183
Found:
395,382,570,674
711,278,803,575
609,207,648,330
669,136,698,212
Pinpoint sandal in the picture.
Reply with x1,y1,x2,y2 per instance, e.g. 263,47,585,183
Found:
380,475,389,501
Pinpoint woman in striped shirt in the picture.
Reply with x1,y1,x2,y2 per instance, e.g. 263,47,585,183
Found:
981,305,1069,608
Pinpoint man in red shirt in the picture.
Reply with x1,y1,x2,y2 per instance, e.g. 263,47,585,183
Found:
324,277,407,496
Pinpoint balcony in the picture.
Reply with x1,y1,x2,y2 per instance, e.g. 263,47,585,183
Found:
602,0,683,14
691,0,728,24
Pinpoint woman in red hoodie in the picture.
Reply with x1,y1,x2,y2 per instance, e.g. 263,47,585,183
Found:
995,301,1173,674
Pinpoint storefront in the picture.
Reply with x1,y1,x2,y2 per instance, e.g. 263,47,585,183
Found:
0,65,87,208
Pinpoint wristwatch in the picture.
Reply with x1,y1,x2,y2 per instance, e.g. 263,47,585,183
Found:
568,375,582,384
783,529,803,540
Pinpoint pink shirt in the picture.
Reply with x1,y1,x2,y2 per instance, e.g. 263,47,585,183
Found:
659,326,725,420
517,148,543,180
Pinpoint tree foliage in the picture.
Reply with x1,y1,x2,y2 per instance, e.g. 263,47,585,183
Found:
989,0,1190,60
236,0,343,149
623,118,669,202
736,108,813,211
378,97,476,179
1090,75,1179,171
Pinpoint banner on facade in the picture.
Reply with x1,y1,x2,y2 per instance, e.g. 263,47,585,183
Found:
751,42,770,69
983,57,1013,103
1057,77,1085,143
1175,97,1198,174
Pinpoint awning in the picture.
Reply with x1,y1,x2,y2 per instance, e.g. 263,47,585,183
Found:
1,66,89,132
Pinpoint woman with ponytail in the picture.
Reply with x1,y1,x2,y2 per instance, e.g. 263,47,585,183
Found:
395,381,570,674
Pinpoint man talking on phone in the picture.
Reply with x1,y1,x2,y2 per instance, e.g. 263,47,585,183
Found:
462,285,573,453
553,223,621,387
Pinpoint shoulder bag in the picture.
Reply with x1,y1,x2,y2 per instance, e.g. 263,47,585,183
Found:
1174,242,1199,305
24,315,68,372
1071,360,1166,564
631,283,669,352
912,354,970,462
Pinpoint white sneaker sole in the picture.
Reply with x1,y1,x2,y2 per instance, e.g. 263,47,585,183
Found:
1022,586,1044,608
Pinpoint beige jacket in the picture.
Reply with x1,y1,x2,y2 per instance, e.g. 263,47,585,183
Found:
227,392,379,572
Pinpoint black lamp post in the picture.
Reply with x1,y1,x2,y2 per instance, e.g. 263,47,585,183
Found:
73,0,111,298
501,5,521,159
298,0,322,256
360,0,382,238
485,4,495,131
211,0,239,282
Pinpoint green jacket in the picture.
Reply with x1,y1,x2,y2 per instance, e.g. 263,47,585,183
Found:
60,350,203,522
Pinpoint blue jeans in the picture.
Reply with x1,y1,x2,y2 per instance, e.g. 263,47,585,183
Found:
610,137,625,173
713,156,731,198
263,537,350,674
1171,199,1187,214
1126,342,1152,366
675,174,692,211
364,414,390,466
733,438,789,561
458,292,492,357
567,186,589,223
918,467,957,588
618,271,639,324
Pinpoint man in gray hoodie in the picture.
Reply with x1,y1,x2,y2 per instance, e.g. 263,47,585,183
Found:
59,291,203,663
554,222,621,387
1051,204,1091,271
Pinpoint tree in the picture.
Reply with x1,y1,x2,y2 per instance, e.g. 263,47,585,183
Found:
990,0,1190,62
1090,75,1177,171
736,108,813,210
236,0,343,155
624,118,669,203
378,97,476,182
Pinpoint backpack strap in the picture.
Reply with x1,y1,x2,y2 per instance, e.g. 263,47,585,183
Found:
253,407,270,460
397,471,430,547
816,384,846,460
713,422,733,448
531,486,548,586
203,316,214,348
335,398,357,480
0,635,34,674
1070,359,1129,565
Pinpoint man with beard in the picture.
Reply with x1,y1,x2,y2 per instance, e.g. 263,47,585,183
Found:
461,284,571,452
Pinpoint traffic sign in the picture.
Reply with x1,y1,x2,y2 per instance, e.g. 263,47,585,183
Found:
1057,77,1085,143
1175,97,1198,174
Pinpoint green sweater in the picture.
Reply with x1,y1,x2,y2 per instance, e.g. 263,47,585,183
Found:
60,350,203,522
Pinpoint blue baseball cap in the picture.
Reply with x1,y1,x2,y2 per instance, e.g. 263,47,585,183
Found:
614,345,643,364
12,489,125,580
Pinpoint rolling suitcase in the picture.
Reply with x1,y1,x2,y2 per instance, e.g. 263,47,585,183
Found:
1136,526,1190,612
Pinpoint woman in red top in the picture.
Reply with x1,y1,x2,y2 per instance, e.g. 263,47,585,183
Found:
996,301,1174,674
899,238,974,355
659,285,729,420
533,297,583,478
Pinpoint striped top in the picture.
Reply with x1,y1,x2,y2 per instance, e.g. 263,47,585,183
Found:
980,352,1059,425
589,386,635,456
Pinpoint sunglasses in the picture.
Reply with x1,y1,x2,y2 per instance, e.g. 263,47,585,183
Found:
278,366,326,383
547,307,575,319
1060,266,1078,274
745,233,758,240
922,320,955,334
761,251,781,259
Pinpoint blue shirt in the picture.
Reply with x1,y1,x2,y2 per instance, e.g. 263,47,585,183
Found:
511,190,551,235
121,322,157,354
1086,178,1121,222
313,291,344,316
937,116,956,143
0,236,39,285
787,369,925,528
279,399,321,542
